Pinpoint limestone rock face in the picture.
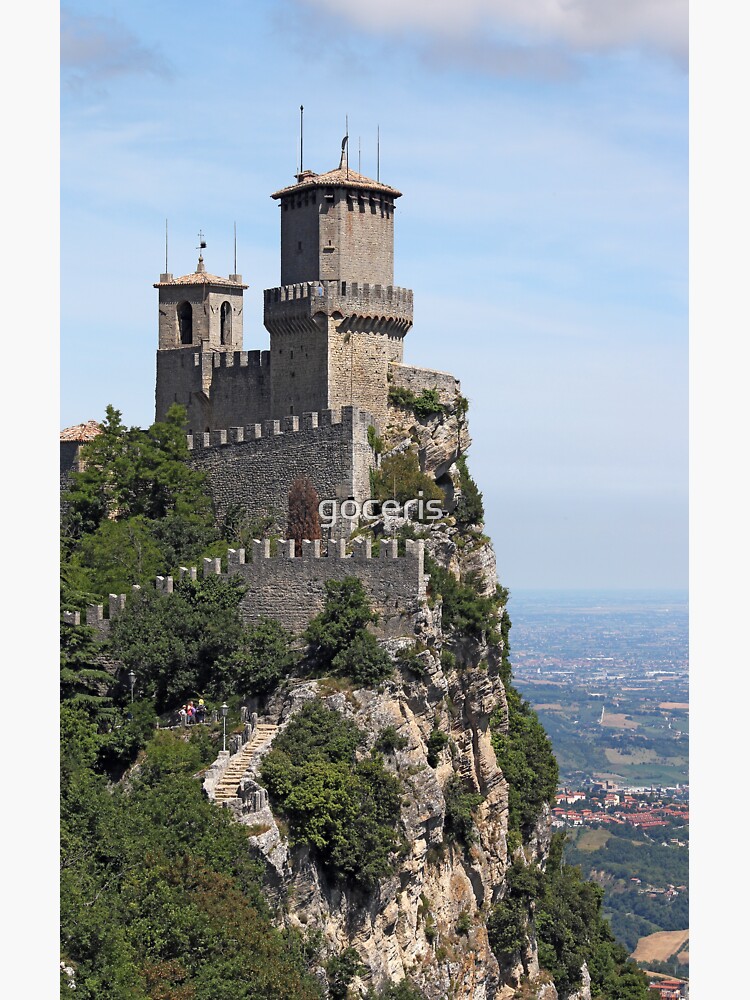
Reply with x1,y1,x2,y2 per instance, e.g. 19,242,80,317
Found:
217,408,565,999
247,650,512,1000
383,400,470,486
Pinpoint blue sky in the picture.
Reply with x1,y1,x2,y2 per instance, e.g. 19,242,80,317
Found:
60,0,687,590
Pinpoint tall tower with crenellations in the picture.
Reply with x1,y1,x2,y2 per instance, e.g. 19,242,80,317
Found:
264,141,413,427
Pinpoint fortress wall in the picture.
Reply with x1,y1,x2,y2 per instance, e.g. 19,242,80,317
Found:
227,538,426,637
280,195,321,285
205,351,272,429
327,322,394,430
188,405,377,524
64,540,427,641
271,321,329,418
388,362,461,403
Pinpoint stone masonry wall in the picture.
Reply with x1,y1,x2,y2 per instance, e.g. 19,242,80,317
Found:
226,538,426,637
319,189,395,286
388,362,462,404
187,405,377,525
65,539,427,641
156,349,272,430
279,188,395,287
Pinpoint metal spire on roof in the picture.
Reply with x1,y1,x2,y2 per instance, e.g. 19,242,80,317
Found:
196,230,207,272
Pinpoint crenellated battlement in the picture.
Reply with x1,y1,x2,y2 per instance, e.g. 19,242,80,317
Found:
263,279,413,336
63,539,428,640
208,349,271,369
187,404,372,450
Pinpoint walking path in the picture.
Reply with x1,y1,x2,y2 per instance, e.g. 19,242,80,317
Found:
213,723,278,803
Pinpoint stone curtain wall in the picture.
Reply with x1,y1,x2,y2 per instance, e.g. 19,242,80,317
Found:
64,541,427,640
187,405,377,524
388,362,461,403
226,538,426,637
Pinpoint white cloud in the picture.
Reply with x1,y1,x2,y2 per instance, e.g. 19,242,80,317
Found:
61,7,171,93
296,0,687,65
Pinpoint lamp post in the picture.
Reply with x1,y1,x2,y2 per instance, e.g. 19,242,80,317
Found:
221,702,228,752
128,670,136,704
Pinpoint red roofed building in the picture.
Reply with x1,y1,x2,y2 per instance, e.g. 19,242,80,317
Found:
648,978,686,998
60,421,103,488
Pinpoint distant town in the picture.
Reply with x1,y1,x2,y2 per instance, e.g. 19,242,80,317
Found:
509,592,689,994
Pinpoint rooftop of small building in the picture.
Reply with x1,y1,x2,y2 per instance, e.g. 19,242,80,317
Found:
60,420,102,443
154,256,249,289
271,147,401,200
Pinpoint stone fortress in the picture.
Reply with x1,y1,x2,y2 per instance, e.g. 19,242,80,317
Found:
155,142,461,526
64,142,466,638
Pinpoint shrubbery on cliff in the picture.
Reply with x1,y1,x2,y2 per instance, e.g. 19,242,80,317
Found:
304,577,393,685
61,710,324,999
487,836,650,999
261,701,403,889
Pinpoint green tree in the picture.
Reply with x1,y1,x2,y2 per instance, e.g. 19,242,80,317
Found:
304,578,391,684
261,701,403,889
453,454,484,527
232,617,297,695
370,449,443,509
109,575,247,710
443,774,484,847
491,683,558,838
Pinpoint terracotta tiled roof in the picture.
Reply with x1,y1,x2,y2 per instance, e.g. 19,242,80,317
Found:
271,161,401,200
154,258,248,289
60,420,102,443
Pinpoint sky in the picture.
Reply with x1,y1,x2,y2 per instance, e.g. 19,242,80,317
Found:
60,0,688,590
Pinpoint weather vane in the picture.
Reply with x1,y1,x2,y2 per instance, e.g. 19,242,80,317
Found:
197,230,207,252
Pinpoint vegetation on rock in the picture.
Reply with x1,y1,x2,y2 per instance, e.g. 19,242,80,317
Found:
371,448,444,509
61,710,323,999
304,577,393,684
260,701,403,889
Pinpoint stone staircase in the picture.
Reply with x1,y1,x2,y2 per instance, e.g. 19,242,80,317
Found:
213,723,278,803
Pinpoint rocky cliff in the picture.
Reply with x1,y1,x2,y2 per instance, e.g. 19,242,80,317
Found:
209,401,591,1000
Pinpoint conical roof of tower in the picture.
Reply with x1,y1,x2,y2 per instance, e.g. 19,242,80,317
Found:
271,153,401,200
153,256,248,288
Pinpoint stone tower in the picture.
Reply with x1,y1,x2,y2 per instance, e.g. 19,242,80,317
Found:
154,256,249,428
264,144,413,426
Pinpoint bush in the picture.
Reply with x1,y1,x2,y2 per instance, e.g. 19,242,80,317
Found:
425,556,501,641
233,616,297,695
371,449,444,510
443,774,484,847
331,630,393,685
427,728,450,768
327,948,366,1000
395,643,428,678
453,455,485,528
261,701,403,889
456,909,472,935
305,577,392,686
375,726,408,754
490,683,558,838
